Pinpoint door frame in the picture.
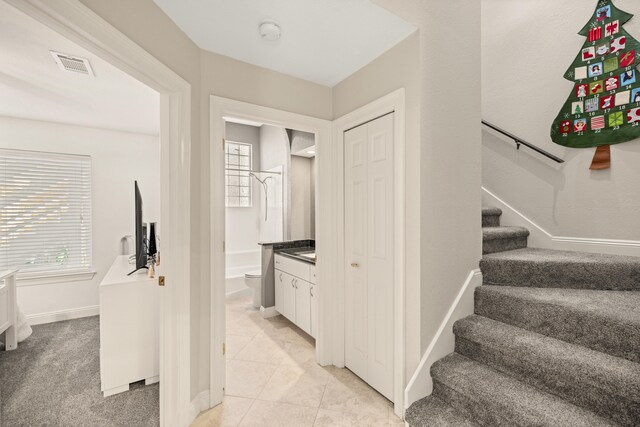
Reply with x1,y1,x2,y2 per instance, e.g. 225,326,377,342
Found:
332,89,406,417
5,1,193,425
209,96,333,406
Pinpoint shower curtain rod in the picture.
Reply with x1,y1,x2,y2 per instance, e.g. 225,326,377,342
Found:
226,168,282,175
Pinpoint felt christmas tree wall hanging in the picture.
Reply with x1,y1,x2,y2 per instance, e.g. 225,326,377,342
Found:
550,0,640,170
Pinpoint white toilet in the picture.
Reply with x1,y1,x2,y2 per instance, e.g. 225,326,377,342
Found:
244,270,262,308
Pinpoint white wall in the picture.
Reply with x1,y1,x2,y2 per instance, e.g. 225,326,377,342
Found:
78,0,208,401
0,116,159,319
356,1,481,386
482,0,640,241
290,155,313,240
259,125,290,242
310,157,316,239
79,0,335,401
224,122,261,277
290,129,315,155
333,31,422,382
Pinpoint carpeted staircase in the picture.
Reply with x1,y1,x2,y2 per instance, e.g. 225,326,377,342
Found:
405,207,640,427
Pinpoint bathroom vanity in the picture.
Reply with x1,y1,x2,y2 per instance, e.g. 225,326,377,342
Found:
274,249,317,338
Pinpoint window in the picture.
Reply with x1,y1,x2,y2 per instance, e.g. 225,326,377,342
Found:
0,149,92,275
225,141,252,207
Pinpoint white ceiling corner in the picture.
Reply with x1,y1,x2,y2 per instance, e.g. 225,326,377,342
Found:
153,0,416,87
0,2,160,136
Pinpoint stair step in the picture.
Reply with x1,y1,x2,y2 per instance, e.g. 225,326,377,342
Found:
481,206,502,227
454,314,640,426
482,226,529,254
481,247,640,290
405,396,479,427
431,353,616,427
475,286,640,364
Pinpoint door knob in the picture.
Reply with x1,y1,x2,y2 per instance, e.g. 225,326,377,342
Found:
351,263,359,268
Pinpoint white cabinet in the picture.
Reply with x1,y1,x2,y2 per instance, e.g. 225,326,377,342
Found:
310,265,317,284
275,270,285,314
100,255,159,397
295,279,311,335
282,272,297,322
274,254,317,338
310,283,318,338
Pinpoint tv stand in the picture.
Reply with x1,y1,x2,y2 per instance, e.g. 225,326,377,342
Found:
127,266,148,276
100,255,159,397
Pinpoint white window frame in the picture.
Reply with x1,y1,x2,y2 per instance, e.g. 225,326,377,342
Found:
225,140,253,208
0,148,95,286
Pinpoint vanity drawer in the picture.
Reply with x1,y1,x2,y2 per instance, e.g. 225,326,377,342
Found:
274,254,310,281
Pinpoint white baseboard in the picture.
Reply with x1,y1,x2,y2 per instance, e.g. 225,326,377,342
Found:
27,305,99,326
188,389,211,425
404,269,482,409
260,305,279,318
482,187,640,257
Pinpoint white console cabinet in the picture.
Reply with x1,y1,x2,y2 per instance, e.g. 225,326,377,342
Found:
274,254,317,338
99,255,159,397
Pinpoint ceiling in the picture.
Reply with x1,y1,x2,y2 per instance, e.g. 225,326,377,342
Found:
0,2,159,135
153,0,416,87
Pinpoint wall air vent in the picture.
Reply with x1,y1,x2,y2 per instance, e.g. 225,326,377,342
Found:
50,51,94,76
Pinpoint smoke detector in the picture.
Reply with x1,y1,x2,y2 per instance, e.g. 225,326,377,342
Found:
258,21,281,41
50,51,94,76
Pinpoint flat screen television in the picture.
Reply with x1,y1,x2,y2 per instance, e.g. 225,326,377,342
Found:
128,181,148,275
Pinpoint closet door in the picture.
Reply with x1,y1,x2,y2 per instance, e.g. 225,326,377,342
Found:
344,113,394,401
345,123,369,382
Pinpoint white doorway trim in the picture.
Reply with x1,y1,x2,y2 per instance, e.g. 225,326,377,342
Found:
209,96,332,406
4,1,193,425
332,89,406,417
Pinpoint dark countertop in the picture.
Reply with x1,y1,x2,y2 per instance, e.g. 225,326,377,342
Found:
258,239,314,249
274,246,316,265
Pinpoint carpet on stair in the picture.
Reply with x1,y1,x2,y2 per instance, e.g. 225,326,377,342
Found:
481,247,640,290
430,353,617,427
482,226,529,254
405,395,479,427
481,207,502,227
453,314,640,426
475,285,640,364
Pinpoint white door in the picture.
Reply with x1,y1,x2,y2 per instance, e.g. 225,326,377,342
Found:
344,113,394,401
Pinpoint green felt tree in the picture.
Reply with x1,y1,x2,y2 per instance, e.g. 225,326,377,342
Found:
550,0,640,169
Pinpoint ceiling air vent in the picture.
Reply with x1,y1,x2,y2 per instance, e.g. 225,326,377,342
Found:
50,51,94,76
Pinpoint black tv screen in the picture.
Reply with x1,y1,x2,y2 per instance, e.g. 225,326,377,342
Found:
134,181,146,270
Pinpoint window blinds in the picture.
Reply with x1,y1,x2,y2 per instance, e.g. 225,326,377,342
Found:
0,149,92,274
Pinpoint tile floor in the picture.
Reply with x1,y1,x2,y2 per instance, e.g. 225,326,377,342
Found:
192,293,403,427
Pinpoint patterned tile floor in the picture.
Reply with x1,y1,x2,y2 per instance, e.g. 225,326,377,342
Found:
192,293,403,427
